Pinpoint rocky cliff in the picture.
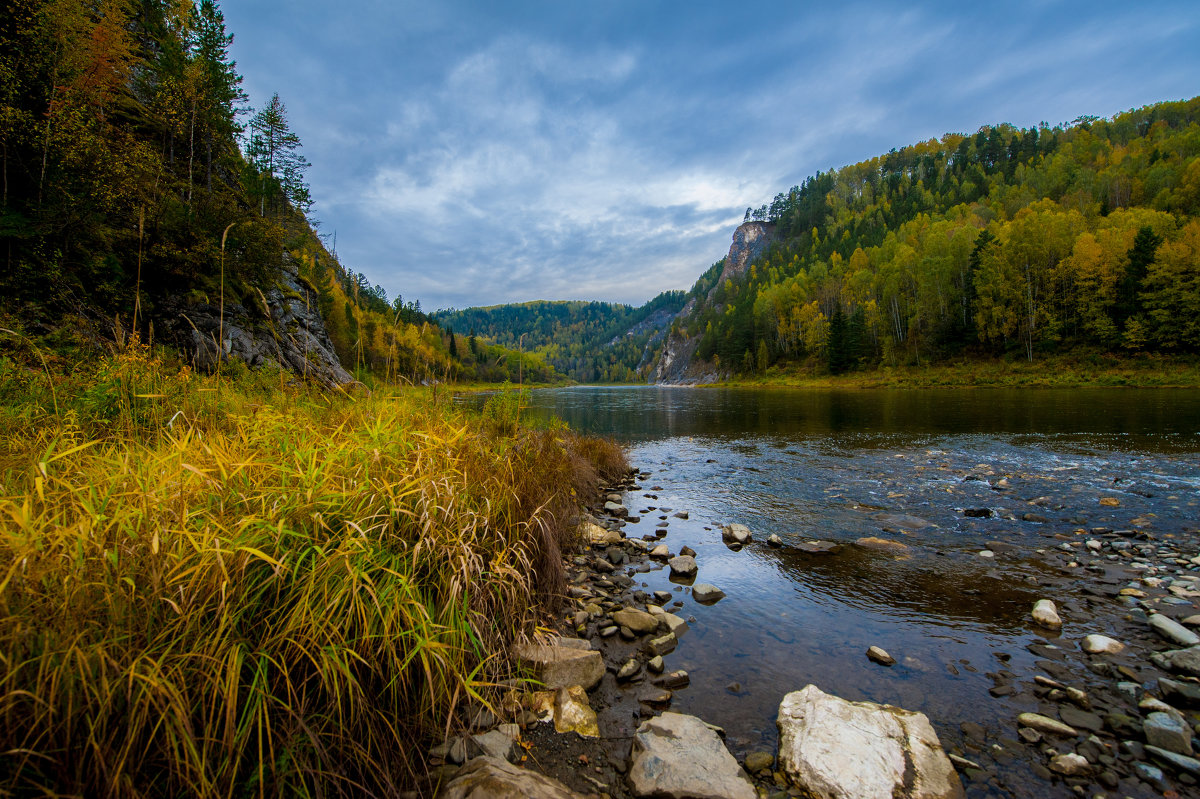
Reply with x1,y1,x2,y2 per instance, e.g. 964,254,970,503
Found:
650,221,779,384
707,221,778,300
156,255,353,389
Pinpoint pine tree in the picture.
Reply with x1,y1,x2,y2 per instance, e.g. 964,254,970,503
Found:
247,93,310,215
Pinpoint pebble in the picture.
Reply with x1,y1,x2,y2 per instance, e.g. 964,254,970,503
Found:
1048,752,1092,776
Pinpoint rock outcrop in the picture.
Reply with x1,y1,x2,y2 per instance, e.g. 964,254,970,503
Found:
156,256,352,389
707,221,778,301
777,684,963,799
651,221,779,384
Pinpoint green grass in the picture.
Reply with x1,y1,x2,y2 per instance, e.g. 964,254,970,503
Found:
0,335,626,797
722,352,1200,389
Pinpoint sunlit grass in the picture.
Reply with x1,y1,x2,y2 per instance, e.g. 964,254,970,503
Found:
0,340,626,797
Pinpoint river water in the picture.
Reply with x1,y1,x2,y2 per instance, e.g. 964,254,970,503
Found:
470,386,1200,796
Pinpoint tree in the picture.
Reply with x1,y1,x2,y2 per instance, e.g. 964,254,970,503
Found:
246,92,309,215
447,326,458,358
827,304,849,373
1114,225,1162,331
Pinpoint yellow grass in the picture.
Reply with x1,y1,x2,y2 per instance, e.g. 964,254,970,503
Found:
0,341,626,797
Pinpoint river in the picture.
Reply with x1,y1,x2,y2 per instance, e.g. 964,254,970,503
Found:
468,386,1200,797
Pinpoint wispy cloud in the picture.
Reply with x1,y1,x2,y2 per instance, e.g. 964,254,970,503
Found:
224,0,1200,310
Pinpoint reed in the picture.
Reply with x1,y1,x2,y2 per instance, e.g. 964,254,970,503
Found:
0,343,626,797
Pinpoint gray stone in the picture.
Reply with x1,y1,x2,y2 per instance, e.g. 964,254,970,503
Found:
649,544,671,559
796,540,841,554
438,756,585,798
692,583,725,603
767,534,783,547
1150,613,1200,646
1145,745,1200,776
612,608,659,635
647,655,665,673
722,523,753,546
1135,762,1167,789
516,641,604,691
617,658,642,681
667,555,698,578
581,521,623,546
659,612,689,637
470,727,518,761
1145,711,1194,755
627,712,756,799
777,684,964,799
1058,706,1102,732
604,500,628,517
1159,678,1200,708
1157,645,1200,677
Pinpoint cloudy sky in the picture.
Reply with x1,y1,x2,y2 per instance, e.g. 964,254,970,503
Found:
223,1,1199,311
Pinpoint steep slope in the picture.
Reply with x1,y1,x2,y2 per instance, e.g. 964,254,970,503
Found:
649,97,1200,381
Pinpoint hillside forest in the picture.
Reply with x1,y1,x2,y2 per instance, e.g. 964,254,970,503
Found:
0,0,554,385
686,98,1200,375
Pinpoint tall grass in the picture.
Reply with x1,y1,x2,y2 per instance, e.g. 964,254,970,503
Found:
0,340,626,797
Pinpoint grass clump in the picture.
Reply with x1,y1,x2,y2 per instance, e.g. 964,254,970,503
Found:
0,340,626,797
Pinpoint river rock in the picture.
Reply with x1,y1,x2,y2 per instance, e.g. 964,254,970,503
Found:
438,756,585,798
627,712,756,799
1031,600,1062,630
692,583,725,603
659,612,688,636
1145,711,1194,755
618,658,642,681
1016,713,1077,737
1080,634,1125,654
613,608,659,635
767,534,783,546
604,501,628,517
722,523,753,546
582,521,622,546
1048,753,1092,776
649,544,671,560
1156,645,1200,676
796,540,841,554
1150,614,1200,646
1145,745,1200,776
553,685,599,738
777,684,964,799
1159,678,1200,708
867,646,895,666
516,640,604,690
855,536,911,554
470,725,519,760
668,555,698,577
646,633,677,656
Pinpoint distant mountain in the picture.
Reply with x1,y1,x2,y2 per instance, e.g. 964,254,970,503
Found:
434,292,686,382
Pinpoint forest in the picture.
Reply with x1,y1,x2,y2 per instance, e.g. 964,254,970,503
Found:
0,0,550,385
686,99,1200,375
436,290,686,382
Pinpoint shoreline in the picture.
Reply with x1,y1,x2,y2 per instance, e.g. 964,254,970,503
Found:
477,455,1200,798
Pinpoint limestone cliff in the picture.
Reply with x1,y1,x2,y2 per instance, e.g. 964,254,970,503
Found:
155,255,353,389
650,221,779,384
707,221,778,300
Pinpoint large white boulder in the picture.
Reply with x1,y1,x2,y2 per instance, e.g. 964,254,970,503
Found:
627,712,756,799
777,685,964,799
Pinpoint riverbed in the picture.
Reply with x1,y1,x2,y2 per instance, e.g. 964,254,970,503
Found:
466,386,1200,797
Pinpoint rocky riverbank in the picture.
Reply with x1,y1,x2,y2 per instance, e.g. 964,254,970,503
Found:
427,450,1200,798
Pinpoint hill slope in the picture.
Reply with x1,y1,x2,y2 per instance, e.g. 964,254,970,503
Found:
650,97,1200,382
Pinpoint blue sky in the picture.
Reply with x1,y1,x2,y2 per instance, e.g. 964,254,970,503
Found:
223,1,1200,311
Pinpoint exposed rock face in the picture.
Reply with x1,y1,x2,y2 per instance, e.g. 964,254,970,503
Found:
708,221,779,301
627,712,756,799
156,257,352,388
652,222,778,384
438,756,585,799
777,684,964,799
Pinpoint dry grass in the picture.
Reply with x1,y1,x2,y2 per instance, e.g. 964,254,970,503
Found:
0,342,626,797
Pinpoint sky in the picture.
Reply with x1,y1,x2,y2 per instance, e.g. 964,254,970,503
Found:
223,1,1200,312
